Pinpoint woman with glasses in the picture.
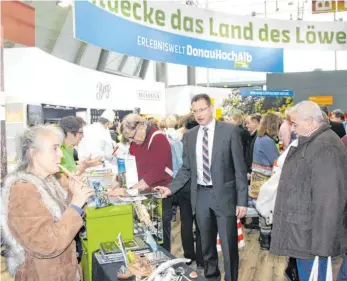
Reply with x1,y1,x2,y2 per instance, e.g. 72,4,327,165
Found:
120,114,174,252
59,116,101,175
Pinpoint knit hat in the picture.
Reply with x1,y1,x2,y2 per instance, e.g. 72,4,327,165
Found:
101,109,115,123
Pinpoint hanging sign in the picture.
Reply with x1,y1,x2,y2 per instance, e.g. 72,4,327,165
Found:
73,1,283,73
240,89,294,97
74,0,347,54
308,96,334,105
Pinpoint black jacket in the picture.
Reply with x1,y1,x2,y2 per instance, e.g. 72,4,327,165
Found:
245,131,257,173
235,125,251,163
330,120,346,139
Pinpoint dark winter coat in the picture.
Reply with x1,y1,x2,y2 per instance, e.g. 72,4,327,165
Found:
270,124,347,259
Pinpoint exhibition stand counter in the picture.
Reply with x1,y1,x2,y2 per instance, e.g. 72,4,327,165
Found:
76,167,203,281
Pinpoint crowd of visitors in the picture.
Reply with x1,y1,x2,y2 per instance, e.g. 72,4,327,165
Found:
1,94,347,281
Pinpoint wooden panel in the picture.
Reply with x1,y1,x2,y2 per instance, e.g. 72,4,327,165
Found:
1,1,35,46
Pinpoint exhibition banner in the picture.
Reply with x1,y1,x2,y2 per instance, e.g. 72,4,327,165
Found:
240,89,294,97
74,1,284,73
74,0,347,51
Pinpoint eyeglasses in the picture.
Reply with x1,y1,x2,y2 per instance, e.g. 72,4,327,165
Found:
192,106,210,115
126,127,138,142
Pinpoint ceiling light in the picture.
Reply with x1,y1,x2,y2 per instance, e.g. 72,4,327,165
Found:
57,0,72,8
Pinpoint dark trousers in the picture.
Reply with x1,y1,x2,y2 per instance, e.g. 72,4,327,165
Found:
175,183,203,266
162,197,173,252
196,186,239,281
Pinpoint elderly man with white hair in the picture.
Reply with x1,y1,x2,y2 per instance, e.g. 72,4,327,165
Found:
270,101,347,281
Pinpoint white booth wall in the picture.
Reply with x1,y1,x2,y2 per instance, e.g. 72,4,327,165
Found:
4,48,166,115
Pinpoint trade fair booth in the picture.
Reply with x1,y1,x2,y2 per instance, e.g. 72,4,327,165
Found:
3,47,165,162
4,47,166,115
166,86,231,117
3,0,347,281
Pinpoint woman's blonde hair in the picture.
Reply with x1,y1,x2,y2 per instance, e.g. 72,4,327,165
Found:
165,115,178,129
230,113,244,126
258,112,281,138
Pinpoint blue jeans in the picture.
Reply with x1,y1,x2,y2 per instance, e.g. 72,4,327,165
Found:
296,258,328,281
337,255,347,281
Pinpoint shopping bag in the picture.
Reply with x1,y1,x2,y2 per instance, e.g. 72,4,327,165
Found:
216,219,245,252
256,139,298,224
308,256,333,281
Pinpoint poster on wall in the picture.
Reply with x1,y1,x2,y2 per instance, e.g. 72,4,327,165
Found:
312,0,347,14
222,89,294,116
73,1,284,73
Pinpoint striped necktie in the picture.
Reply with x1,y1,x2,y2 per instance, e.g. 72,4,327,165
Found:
202,127,211,184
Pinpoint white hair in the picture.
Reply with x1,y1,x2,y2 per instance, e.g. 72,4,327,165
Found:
288,101,325,124
16,125,64,172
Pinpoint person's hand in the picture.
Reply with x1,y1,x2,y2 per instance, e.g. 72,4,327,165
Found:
247,173,251,180
80,155,103,168
236,206,247,219
154,186,172,198
68,174,86,194
107,188,128,197
69,176,94,208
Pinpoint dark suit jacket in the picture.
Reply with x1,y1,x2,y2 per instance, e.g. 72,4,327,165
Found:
168,121,248,216
330,121,346,139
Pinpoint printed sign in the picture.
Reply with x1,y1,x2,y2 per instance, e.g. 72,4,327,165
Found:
74,0,347,52
337,0,347,11
74,1,284,73
312,0,336,14
137,90,162,101
240,89,294,97
312,0,347,13
308,96,334,105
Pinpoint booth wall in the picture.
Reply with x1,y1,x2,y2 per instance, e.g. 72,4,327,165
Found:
4,48,166,115
267,71,347,111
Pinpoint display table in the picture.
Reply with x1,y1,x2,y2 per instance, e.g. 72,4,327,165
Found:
92,247,207,281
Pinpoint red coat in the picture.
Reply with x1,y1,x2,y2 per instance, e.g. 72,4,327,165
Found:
130,127,172,188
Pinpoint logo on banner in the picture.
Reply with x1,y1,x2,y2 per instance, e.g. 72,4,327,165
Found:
137,90,161,101
96,82,111,100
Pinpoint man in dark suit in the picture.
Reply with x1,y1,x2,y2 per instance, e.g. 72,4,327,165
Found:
156,94,248,281
320,105,346,138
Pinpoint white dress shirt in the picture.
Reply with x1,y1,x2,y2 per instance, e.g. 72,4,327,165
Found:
196,119,216,185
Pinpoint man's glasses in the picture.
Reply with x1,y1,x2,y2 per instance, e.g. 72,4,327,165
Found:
192,106,210,115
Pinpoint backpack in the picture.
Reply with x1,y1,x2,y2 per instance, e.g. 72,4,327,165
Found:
148,131,183,178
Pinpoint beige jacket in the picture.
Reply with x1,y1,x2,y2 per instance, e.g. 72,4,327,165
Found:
1,172,83,281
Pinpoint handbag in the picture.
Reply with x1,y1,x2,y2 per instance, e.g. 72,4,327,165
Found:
308,256,333,281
